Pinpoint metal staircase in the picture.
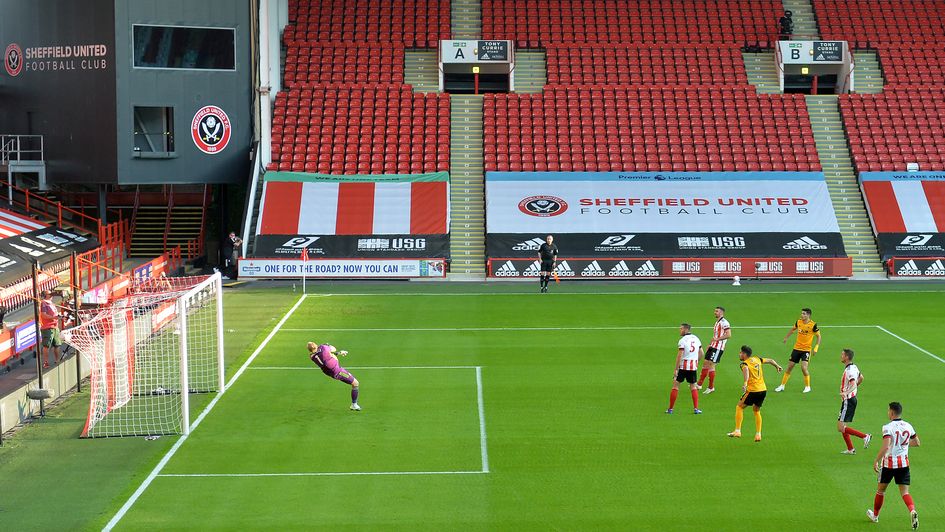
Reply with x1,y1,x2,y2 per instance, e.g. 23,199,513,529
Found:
806,95,884,276
448,95,486,278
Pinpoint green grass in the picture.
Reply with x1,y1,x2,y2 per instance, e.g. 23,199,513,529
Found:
2,282,945,531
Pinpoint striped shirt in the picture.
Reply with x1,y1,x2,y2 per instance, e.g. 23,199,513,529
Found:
677,333,702,371
710,317,731,350
840,363,860,400
882,419,917,469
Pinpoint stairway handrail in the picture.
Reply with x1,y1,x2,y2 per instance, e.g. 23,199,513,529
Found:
838,48,857,94
240,144,262,257
0,181,102,235
163,185,174,252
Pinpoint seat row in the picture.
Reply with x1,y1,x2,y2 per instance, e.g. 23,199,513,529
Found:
814,0,945,43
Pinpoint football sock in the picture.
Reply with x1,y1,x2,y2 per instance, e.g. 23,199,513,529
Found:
804,375,811,388
690,389,699,408
781,373,791,386
902,494,915,512
842,433,854,450
844,427,867,439
697,368,709,386
753,410,762,433
708,370,716,388
669,389,678,409
351,387,359,404
539,276,545,288
873,492,885,516
734,407,744,431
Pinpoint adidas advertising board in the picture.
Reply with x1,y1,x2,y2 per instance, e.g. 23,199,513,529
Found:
876,233,945,259
487,233,845,258
254,234,449,258
890,258,945,277
488,258,853,278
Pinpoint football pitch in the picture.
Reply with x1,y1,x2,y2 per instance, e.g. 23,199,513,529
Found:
5,282,945,530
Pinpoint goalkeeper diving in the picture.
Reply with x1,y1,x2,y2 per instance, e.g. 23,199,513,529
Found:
307,342,361,411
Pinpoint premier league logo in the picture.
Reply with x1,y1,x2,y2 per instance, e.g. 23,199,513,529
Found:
191,105,231,154
518,195,568,217
4,43,23,77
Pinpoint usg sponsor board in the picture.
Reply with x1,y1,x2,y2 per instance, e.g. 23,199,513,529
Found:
238,258,446,279
488,232,845,258
890,258,945,277
254,234,450,258
488,257,853,278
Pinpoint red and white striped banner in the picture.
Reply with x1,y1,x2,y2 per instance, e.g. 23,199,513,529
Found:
259,176,449,235
863,180,945,233
0,207,47,238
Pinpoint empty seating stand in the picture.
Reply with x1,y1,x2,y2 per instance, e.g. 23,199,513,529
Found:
813,0,945,46
546,44,750,86
285,0,451,47
270,85,450,175
268,1,452,175
484,87,820,173
482,0,782,47
841,89,945,172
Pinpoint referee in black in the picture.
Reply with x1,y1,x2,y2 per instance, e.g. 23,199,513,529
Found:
538,234,558,293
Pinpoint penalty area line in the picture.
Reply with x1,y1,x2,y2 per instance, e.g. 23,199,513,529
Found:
250,365,480,370
875,325,945,365
157,470,486,478
102,293,310,532
281,325,878,332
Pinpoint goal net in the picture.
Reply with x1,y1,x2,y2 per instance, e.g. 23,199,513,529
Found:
65,273,224,438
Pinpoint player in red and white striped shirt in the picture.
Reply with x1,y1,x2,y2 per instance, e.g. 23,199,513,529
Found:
867,402,920,529
837,349,871,454
667,323,704,415
697,306,731,394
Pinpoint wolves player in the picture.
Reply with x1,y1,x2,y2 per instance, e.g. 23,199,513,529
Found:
307,342,361,411
867,402,919,529
777,307,821,393
697,306,731,394
837,348,871,454
666,323,704,414
728,345,782,442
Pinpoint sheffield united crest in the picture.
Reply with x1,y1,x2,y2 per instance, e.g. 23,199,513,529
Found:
191,105,231,154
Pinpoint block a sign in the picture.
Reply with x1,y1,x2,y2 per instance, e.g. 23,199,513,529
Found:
441,40,512,63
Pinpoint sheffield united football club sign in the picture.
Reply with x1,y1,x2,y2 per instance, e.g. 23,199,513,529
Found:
191,105,231,154
4,43,23,76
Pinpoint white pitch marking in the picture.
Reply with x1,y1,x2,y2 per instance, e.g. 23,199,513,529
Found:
292,290,945,297
281,325,878,332
157,470,486,478
103,294,310,532
875,325,945,364
250,366,480,370
476,366,489,474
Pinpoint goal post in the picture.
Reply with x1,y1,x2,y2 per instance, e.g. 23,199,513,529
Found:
65,273,225,438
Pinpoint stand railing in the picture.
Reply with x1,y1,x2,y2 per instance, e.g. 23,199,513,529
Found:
0,134,44,163
0,182,103,235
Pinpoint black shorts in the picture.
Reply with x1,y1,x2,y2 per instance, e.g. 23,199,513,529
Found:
740,390,766,407
789,349,811,363
838,397,857,422
705,347,724,364
675,369,697,384
540,260,555,272
879,467,911,486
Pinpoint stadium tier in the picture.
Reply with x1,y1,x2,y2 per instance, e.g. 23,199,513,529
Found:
545,44,750,87
284,0,450,46
840,90,945,172
482,0,782,46
484,88,820,172
269,86,450,174
283,44,406,86
814,0,945,45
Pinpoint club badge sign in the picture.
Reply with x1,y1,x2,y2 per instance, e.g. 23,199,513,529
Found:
4,43,23,76
191,105,231,154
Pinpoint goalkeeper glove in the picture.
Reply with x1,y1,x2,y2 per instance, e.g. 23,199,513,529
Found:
339,350,349,357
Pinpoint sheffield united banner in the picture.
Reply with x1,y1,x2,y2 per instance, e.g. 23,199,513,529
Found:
486,171,845,259
860,172,945,260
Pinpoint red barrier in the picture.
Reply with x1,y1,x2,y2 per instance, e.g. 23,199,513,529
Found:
488,257,854,279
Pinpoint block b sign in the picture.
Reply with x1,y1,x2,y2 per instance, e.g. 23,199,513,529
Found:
780,41,846,64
